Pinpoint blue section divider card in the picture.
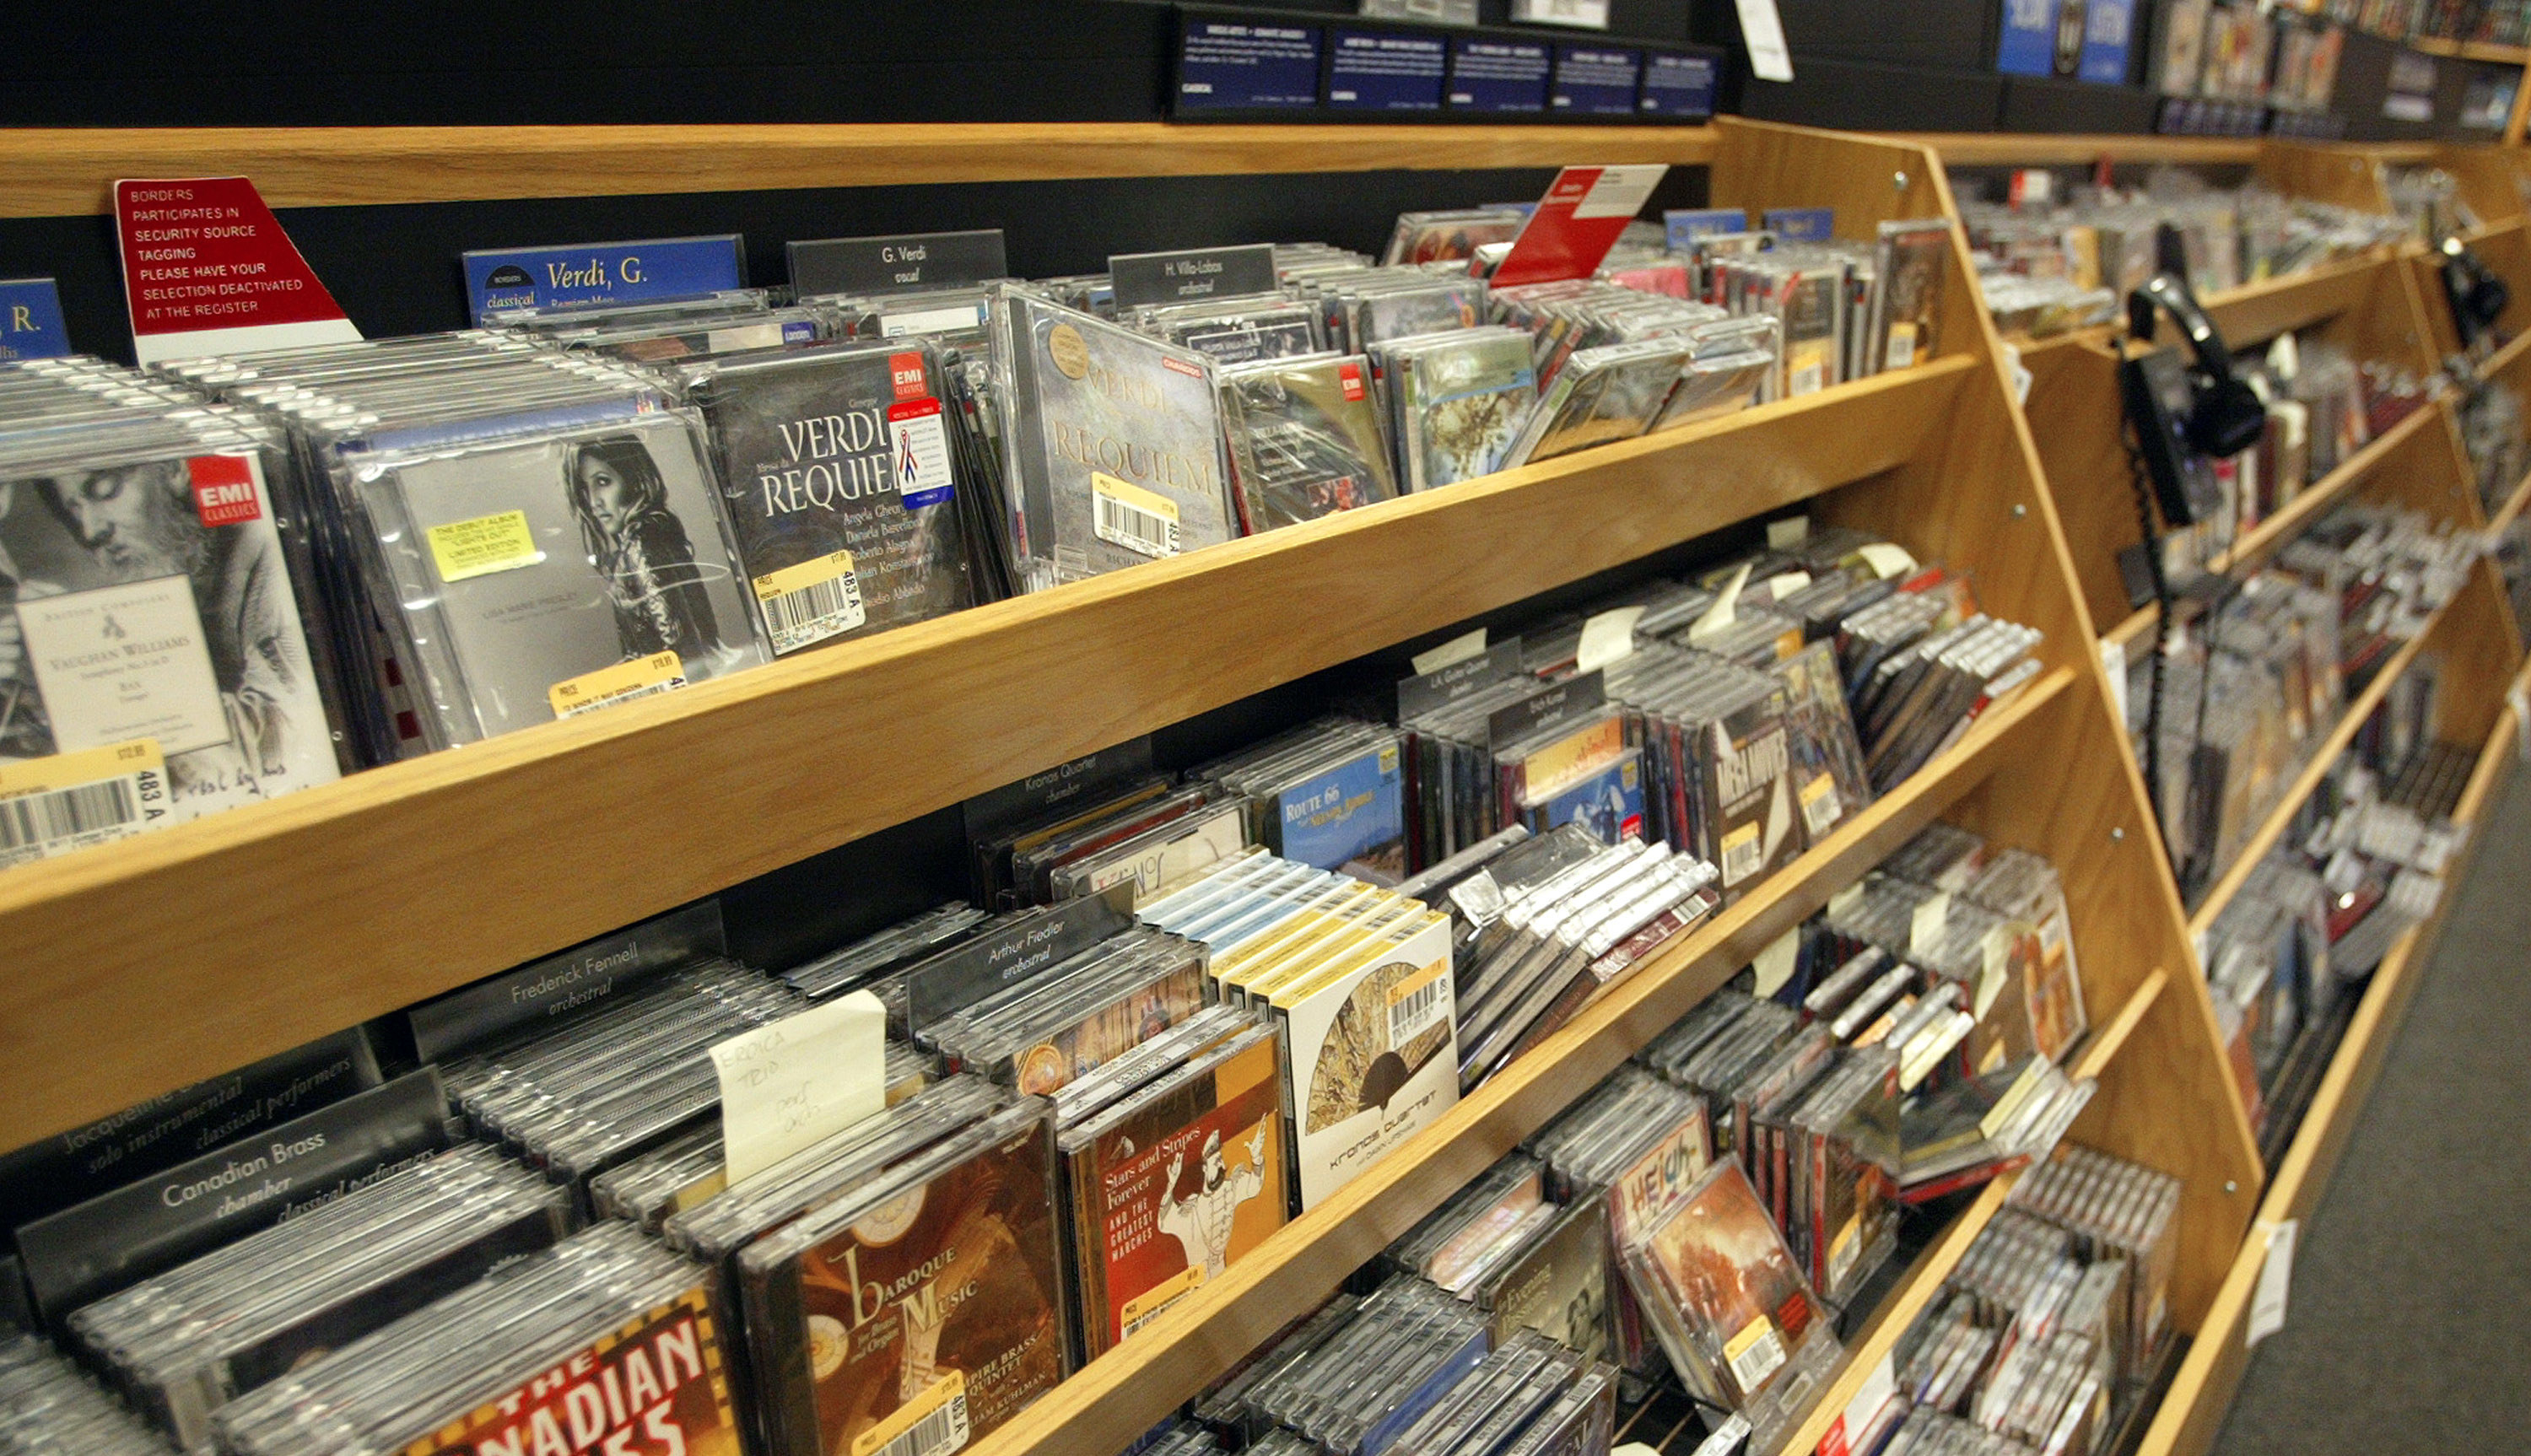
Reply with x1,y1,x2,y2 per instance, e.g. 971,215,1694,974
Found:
1448,36,1552,112
1178,20,1323,110
1664,208,1747,250
1639,51,1717,118
461,235,746,325
1995,0,2063,77
1330,29,1448,111
0,279,69,360
1550,45,1642,116
1762,207,1836,243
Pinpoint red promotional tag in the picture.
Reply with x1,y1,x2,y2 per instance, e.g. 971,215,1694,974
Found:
888,351,929,401
114,176,360,364
186,454,262,527
1338,362,1367,402
1490,164,1669,289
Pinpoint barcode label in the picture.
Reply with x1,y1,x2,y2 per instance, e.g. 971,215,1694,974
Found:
1884,321,1919,370
1385,962,1449,1045
548,651,688,720
1799,773,1841,837
1719,822,1762,885
1789,361,1824,396
753,551,867,654
1093,472,1181,558
851,1373,970,1456
1722,1314,1787,1394
0,739,166,866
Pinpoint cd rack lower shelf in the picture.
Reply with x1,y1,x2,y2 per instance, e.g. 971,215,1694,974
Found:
2183,565,2499,942
1999,247,2410,369
2134,659,2528,1456
1767,966,2171,1456
2099,398,2454,654
963,666,2078,1456
0,353,1978,1152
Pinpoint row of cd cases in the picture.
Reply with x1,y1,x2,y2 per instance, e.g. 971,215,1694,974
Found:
0,201,1946,879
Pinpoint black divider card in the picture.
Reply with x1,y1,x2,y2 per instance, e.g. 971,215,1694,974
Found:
1551,44,1643,116
404,900,728,1063
1638,51,1719,119
1109,243,1279,308
1177,19,1325,111
1328,29,1449,111
0,1027,384,1236
785,229,1008,298
13,1070,454,1326
1449,37,1552,112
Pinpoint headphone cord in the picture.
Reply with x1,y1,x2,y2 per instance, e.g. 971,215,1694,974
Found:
2123,419,2172,854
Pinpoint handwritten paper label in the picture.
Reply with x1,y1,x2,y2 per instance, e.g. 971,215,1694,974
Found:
1576,606,1646,674
710,991,888,1185
1412,628,1489,677
2246,1219,2296,1346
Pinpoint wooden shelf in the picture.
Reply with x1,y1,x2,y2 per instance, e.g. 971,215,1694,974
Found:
2008,249,2404,367
1903,133,2265,168
968,668,2079,1456
2410,36,2531,64
2491,461,2531,532
2134,682,2523,1456
0,357,1978,1152
2184,590,2460,943
0,121,1724,218
2102,397,2450,653
1766,967,2171,1456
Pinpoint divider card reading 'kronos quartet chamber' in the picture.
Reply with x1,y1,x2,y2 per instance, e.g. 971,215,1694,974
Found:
112,178,362,364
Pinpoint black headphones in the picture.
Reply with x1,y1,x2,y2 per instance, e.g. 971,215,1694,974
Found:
2127,272,2269,461
2439,235,2510,348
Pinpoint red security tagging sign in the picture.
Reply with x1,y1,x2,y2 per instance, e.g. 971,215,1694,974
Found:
114,176,361,364
1490,164,1670,289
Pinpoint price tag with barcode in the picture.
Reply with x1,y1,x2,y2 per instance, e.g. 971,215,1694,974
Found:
1093,471,1182,559
752,550,868,655
1720,1313,1786,1394
1718,821,1762,886
1385,960,1450,1046
548,651,688,720
1798,772,1841,838
850,1370,970,1456
0,738,167,867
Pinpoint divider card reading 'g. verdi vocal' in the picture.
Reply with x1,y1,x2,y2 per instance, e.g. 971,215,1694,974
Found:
786,229,1007,299
459,235,746,324
112,177,362,364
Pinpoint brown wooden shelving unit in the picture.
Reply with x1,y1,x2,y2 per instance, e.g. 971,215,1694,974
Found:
0,118,2521,1456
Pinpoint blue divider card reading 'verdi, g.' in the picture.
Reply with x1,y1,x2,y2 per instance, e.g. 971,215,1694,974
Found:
1550,45,1642,116
0,279,69,359
461,235,747,324
1179,20,1324,110
1664,208,1747,251
1329,29,1449,111
1449,37,1552,112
